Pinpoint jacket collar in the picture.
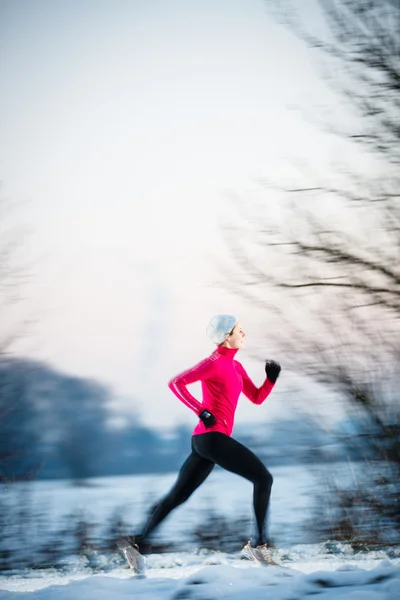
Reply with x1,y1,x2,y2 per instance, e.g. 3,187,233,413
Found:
216,345,239,359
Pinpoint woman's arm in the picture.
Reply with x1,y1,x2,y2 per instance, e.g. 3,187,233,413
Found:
237,362,275,405
168,354,217,415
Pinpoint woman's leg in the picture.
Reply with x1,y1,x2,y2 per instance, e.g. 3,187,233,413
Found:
193,432,273,546
138,445,215,546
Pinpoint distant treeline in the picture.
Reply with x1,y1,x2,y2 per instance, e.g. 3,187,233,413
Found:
0,357,192,482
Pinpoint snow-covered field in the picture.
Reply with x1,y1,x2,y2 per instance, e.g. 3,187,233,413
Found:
1,548,400,599
1,464,399,598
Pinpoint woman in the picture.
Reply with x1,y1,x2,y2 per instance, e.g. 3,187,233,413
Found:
131,314,281,564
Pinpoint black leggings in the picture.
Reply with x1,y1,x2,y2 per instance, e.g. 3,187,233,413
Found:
140,432,273,546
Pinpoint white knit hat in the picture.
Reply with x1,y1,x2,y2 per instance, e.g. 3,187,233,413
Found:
206,314,238,345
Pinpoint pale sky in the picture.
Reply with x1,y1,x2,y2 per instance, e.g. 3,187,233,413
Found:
0,0,350,429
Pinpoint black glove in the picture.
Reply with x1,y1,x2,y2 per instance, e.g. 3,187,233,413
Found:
199,409,217,428
265,360,281,383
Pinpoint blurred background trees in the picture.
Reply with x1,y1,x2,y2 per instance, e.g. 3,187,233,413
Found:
0,354,195,482
222,0,400,548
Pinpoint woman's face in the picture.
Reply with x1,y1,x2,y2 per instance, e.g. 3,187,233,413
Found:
226,321,245,349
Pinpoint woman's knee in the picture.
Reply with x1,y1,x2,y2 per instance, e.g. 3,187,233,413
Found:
258,466,273,490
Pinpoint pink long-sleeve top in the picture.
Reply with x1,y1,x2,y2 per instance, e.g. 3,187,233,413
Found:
168,345,275,437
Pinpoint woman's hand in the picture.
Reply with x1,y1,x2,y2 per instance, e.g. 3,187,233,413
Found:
199,409,217,428
265,360,281,383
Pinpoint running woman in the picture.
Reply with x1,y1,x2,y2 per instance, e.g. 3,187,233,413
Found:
131,314,281,563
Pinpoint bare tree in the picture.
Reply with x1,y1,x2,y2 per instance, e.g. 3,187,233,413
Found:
221,0,400,547
0,193,33,355
0,192,37,481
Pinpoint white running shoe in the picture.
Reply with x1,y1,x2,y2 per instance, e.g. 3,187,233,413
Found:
242,541,280,566
118,539,146,576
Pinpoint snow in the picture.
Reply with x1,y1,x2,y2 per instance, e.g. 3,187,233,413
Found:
1,553,400,599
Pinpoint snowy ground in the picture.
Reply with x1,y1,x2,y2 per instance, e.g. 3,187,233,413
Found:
1,464,400,598
1,547,400,599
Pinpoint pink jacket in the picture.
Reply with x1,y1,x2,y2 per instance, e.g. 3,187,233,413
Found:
168,345,275,436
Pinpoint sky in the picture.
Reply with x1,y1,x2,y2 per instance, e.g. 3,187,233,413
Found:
0,0,351,429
